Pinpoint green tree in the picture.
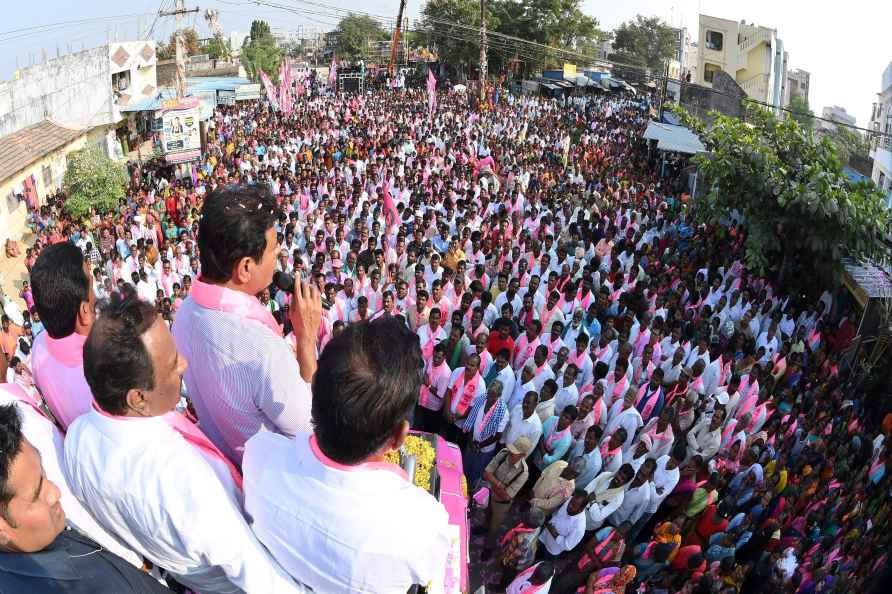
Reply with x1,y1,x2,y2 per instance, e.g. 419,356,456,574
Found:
421,0,501,69
824,125,872,175
674,104,890,287
61,147,127,220
611,15,676,74
206,36,232,61
240,20,282,82
157,28,201,60
789,95,815,132
333,14,388,61
492,0,605,69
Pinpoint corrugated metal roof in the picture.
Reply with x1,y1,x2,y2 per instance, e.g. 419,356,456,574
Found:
0,120,84,182
643,121,705,154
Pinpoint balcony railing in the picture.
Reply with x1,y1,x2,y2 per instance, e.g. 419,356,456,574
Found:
738,29,772,53
738,73,769,100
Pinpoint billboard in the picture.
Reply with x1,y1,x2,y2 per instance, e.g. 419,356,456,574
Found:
235,83,261,101
159,97,201,164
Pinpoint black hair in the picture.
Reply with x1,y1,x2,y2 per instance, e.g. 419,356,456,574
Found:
197,185,278,283
312,317,423,464
30,242,89,338
0,405,24,524
83,296,158,415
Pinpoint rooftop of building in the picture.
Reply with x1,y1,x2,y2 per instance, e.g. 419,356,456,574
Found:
0,120,83,182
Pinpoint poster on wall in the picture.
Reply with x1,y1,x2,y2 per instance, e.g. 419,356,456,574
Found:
160,96,201,164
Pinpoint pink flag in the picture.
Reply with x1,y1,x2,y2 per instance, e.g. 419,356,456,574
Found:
259,69,279,106
381,182,399,227
329,55,338,88
427,68,437,116
278,60,289,113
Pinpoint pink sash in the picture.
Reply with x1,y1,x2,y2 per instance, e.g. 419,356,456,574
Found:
191,278,282,337
545,423,570,452
568,348,588,369
309,434,407,480
610,374,629,401
499,524,535,547
451,372,481,416
93,402,243,492
508,564,548,594
636,384,661,421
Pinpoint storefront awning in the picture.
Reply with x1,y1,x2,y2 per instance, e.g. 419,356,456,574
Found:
643,121,705,154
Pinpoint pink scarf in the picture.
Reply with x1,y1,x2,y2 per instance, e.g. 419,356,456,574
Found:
191,278,282,337
450,371,482,416
636,384,661,421
93,403,243,492
545,422,571,452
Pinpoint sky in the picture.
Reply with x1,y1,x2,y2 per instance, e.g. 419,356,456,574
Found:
1,0,889,127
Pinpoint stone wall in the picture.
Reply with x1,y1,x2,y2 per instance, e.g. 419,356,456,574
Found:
679,70,746,121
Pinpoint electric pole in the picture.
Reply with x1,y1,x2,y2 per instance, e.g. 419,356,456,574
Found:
479,0,487,101
389,0,407,76
160,0,200,98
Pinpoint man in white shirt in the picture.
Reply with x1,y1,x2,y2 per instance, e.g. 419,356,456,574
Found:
0,383,140,567
501,392,543,456
538,491,588,557
65,297,305,594
172,187,322,465
244,317,452,594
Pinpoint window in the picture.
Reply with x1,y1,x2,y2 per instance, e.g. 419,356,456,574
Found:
42,165,52,188
704,63,721,84
705,30,723,51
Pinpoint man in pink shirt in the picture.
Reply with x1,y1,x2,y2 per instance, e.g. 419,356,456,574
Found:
29,242,96,430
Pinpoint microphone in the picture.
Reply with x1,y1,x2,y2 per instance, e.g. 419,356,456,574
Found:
273,270,295,294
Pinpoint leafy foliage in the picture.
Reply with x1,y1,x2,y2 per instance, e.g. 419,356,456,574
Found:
333,14,388,61
611,15,676,73
206,36,233,61
240,20,282,82
673,104,891,284
61,147,127,220
788,96,815,132
421,0,501,69
158,28,200,60
421,0,603,74
823,125,872,175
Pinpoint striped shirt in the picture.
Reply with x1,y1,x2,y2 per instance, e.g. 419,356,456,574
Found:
172,296,313,465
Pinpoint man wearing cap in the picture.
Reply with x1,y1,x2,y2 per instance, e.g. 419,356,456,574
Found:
483,437,532,540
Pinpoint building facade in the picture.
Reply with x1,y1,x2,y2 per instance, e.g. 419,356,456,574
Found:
0,41,158,242
0,41,157,157
785,68,810,105
695,15,788,113
869,62,892,206
818,105,857,133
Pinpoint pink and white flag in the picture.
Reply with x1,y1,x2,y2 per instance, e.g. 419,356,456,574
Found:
427,68,437,116
259,69,278,107
329,55,338,88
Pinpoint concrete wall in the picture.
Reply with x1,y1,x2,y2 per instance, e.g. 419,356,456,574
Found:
0,133,87,242
680,70,746,121
0,41,157,147
0,47,112,137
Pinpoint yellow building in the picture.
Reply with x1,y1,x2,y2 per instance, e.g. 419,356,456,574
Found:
0,120,87,244
697,14,788,112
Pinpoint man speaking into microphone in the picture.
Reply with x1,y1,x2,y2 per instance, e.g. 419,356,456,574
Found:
173,185,322,466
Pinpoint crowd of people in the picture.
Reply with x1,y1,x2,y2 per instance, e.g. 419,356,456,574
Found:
0,72,890,594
